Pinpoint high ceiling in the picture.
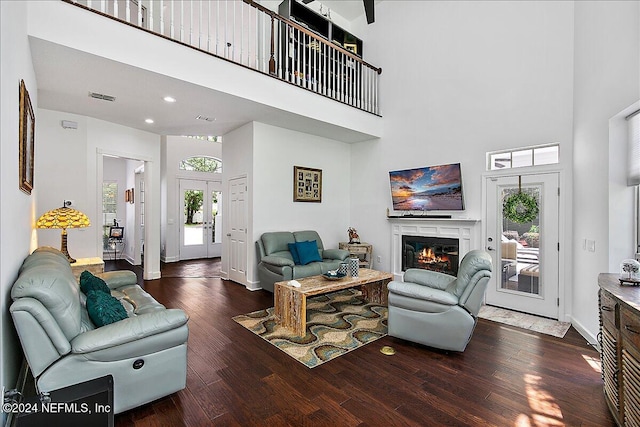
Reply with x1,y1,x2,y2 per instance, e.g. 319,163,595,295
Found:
30,1,382,142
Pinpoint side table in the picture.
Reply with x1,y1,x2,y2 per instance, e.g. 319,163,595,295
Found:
339,242,373,269
70,257,104,281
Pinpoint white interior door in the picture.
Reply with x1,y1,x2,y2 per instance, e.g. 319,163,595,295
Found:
484,173,560,319
229,176,247,284
179,179,222,260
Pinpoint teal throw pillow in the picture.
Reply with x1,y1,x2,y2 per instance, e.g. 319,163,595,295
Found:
296,240,322,265
288,243,301,265
79,270,111,295
86,290,128,327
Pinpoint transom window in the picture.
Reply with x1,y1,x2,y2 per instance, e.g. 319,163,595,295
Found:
179,156,222,173
487,144,559,170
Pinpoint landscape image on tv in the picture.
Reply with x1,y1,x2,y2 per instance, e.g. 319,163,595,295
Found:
389,163,464,211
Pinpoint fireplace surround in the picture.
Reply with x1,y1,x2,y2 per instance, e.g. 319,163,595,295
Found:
389,217,480,280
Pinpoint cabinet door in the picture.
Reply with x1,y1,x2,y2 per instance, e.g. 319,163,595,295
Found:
621,306,640,426
602,326,621,416
600,290,621,421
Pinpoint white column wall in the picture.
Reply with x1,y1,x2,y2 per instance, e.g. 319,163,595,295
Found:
572,1,640,342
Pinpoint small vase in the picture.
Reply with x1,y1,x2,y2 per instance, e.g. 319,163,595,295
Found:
620,259,640,281
349,257,359,277
338,262,348,276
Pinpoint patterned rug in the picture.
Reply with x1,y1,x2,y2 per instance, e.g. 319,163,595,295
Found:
478,305,571,338
233,289,387,368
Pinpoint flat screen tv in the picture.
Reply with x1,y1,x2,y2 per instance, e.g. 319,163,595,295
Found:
389,163,465,211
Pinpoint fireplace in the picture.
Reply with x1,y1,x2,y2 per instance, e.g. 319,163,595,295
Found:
402,235,459,275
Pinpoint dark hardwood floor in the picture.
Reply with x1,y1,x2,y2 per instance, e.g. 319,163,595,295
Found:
107,259,614,426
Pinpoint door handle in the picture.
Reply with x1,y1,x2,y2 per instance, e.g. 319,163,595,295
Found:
227,233,231,237
487,246,495,251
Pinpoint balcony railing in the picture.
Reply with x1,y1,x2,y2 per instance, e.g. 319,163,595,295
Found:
64,0,382,115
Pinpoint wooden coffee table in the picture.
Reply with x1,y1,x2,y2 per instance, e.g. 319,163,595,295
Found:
274,268,393,336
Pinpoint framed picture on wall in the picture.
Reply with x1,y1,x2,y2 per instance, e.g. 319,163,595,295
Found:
293,166,322,203
19,80,35,195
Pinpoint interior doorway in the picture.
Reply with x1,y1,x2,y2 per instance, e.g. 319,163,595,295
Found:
228,176,248,284
179,179,222,260
484,172,560,319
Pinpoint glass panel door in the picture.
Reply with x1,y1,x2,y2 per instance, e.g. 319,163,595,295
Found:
485,173,559,319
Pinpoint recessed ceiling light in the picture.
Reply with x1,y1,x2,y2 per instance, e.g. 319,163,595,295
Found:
145,118,154,124
163,96,176,103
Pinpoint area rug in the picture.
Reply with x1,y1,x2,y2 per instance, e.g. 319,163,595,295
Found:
233,289,387,368
478,305,571,338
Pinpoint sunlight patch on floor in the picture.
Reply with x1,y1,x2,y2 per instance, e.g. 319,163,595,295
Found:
582,354,602,373
523,374,564,426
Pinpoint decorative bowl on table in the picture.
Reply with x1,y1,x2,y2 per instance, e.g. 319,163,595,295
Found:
322,271,346,281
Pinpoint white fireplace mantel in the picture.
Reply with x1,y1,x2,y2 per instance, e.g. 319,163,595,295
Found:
388,217,481,280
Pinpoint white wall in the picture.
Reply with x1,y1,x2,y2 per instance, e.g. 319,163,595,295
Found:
0,1,38,418
124,158,142,262
349,1,575,286
251,122,352,279
572,1,640,342
221,122,254,282
36,109,163,279
222,121,351,289
162,136,222,262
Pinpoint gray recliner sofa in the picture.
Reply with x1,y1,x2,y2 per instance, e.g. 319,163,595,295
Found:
256,230,350,292
10,247,189,414
387,250,492,352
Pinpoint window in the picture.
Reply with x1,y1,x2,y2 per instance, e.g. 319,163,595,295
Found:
102,182,117,250
487,144,559,170
179,156,222,173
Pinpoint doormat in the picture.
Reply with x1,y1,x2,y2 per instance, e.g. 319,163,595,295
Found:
233,289,387,368
478,305,571,338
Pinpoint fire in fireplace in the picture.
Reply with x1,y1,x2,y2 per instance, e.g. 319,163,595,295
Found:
402,235,459,275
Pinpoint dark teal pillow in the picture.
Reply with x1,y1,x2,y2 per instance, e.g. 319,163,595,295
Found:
296,240,322,265
288,243,301,265
79,270,110,295
86,290,128,327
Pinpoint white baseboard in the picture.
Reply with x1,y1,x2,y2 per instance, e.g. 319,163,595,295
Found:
144,271,162,280
161,255,180,263
570,316,599,350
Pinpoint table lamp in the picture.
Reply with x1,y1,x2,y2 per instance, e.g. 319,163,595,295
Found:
36,205,91,263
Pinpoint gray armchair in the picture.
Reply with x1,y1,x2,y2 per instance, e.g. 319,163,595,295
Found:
387,250,492,352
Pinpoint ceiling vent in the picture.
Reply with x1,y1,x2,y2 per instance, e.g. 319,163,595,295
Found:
195,115,214,122
88,92,116,102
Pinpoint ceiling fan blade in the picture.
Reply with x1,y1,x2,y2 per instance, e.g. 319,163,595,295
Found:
301,0,313,3
363,0,375,24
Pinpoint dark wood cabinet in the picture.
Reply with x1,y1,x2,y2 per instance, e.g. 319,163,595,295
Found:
599,273,640,426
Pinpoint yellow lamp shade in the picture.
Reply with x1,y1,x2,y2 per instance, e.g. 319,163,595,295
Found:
36,207,91,229
36,206,91,263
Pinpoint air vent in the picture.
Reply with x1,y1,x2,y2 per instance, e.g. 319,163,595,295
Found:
195,115,214,122
88,92,116,102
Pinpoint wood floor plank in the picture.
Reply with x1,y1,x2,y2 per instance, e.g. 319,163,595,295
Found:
108,259,615,427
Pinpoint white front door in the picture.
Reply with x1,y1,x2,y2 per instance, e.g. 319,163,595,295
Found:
228,176,247,284
484,173,560,319
179,179,222,260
